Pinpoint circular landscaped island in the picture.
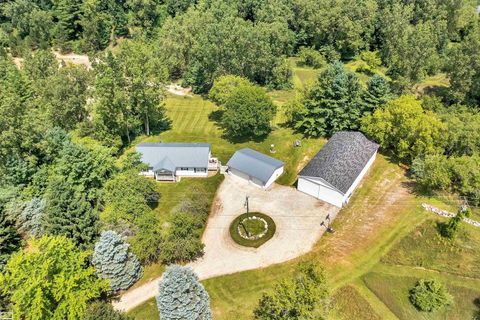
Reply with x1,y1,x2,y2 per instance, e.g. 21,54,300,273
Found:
229,212,276,248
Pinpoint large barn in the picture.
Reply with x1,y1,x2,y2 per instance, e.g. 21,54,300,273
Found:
297,132,379,207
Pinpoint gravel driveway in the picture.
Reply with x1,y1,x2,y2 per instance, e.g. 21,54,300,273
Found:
114,174,339,312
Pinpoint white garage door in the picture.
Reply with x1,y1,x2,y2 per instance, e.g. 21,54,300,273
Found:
298,177,320,198
230,168,264,188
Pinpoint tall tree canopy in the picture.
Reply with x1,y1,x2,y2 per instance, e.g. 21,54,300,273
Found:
0,235,108,320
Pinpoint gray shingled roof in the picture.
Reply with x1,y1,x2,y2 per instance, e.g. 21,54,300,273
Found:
227,148,284,185
299,132,379,194
136,143,211,171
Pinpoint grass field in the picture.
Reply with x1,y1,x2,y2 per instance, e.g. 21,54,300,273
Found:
127,60,480,319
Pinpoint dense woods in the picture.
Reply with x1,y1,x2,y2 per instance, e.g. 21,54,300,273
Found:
0,0,479,319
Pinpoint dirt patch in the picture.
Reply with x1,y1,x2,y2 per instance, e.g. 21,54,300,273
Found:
166,84,192,96
53,52,91,69
314,164,412,265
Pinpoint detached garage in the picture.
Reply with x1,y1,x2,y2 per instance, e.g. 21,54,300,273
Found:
227,148,284,189
297,131,379,207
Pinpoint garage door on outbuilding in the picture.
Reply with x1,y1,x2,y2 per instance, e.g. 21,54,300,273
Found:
297,131,379,207
227,148,284,189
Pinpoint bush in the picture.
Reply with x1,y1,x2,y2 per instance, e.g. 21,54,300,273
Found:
254,263,330,319
156,265,211,320
268,57,293,89
438,208,470,239
409,279,452,312
84,301,133,320
357,50,382,73
92,231,143,292
298,47,326,68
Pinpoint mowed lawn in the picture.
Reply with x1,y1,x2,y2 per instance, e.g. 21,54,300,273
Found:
140,94,325,186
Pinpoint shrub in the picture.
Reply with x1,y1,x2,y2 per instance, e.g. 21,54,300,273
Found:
156,265,211,320
18,197,45,237
439,208,470,239
254,263,330,319
84,301,133,320
298,47,326,68
409,279,452,312
92,230,143,292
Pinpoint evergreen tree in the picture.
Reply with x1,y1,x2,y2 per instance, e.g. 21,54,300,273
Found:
92,230,142,292
84,301,133,320
18,197,46,237
43,177,98,246
360,75,392,113
0,211,22,270
156,265,211,320
294,62,362,137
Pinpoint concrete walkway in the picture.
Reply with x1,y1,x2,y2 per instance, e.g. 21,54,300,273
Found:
113,175,339,312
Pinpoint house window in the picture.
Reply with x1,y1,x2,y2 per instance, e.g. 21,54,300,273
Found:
194,168,206,173
180,167,189,171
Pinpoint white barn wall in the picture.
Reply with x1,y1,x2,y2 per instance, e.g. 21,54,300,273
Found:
264,167,284,188
297,177,344,207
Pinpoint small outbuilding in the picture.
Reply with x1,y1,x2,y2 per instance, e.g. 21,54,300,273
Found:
227,148,284,189
297,131,379,207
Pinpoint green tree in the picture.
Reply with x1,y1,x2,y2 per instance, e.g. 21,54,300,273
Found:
254,263,330,319
43,177,99,246
360,75,392,113
361,95,446,162
221,84,276,139
412,155,451,191
294,62,362,137
446,26,480,105
208,75,253,105
409,279,453,312
92,41,169,145
298,47,325,68
0,214,21,269
52,0,83,51
0,235,108,320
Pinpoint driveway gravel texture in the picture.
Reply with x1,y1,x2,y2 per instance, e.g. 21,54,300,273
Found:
113,174,339,312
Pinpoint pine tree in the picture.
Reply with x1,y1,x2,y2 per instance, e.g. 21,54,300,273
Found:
294,62,362,137
0,212,21,269
156,265,211,320
43,178,98,246
92,230,142,292
360,74,392,113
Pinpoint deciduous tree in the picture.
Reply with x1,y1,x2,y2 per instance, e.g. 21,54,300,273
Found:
0,235,108,320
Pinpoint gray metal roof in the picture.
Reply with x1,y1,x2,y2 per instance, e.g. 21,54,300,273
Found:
227,148,284,185
299,132,379,194
136,143,211,171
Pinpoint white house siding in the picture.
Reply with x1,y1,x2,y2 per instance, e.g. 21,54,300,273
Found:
139,170,155,178
341,151,377,205
264,166,284,188
175,168,208,177
297,177,344,207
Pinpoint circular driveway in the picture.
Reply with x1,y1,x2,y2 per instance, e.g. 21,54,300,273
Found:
188,174,340,279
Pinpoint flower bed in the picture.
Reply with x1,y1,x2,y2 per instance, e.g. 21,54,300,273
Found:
229,212,276,248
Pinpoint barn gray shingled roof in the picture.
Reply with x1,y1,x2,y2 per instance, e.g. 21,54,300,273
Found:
299,132,379,194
